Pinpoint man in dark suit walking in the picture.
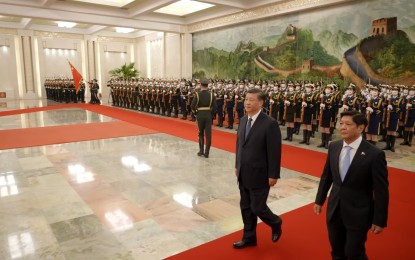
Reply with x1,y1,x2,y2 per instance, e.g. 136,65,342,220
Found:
233,88,283,249
314,110,389,260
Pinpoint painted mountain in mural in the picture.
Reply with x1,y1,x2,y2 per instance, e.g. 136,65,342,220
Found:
317,30,359,60
341,30,415,86
402,25,415,43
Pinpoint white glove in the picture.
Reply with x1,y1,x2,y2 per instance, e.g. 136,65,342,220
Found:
342,94,346,100
387,105,393,110
183,97,186,100
163,90,165,93
224,95,228,98
342,105,349,110
270,99,275,104
157,90,159,92
320,94,324,98
188,92,191,95
214,93,217,96
320,104,325,109
302,102,307,107
366,107,374,113
284,100,290,106
169,91,172,94
235,95,239,99
366,97,371,102
152,90,155,92
407,103,413,108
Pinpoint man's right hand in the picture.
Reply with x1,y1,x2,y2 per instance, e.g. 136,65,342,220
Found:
313,204,322,215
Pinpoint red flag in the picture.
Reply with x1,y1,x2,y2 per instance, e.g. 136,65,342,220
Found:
68,61,83,93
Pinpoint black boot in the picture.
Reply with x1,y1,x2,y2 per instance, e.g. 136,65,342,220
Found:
289,127,294,142
317,133,326,148
294,122,299,135
311,125,316,138
397,125,404,138
325,134,330,149
299,130,307,144
306,130,311,145
390,136,396,152
400,131,409,145
409,132,414,147
379,128,387,142
197,139,204,156
382,135,391,150
216,116,222,127
284,127,290,141
227,121,233,129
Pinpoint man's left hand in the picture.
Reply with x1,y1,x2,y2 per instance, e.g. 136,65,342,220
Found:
269,178,277,187
370,225,384,234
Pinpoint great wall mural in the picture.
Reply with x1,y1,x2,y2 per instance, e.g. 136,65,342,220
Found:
192,0,415,89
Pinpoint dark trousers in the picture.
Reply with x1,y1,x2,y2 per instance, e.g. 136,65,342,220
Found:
238,179,281,242
197,112,212,150
327,205,369,260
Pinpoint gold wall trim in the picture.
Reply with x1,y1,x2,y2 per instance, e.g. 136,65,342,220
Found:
97,36,134,43
0,28,18,35
34,31,84,39
188,0,356,33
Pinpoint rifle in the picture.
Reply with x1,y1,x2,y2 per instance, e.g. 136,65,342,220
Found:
386,97,391,128
269,92,273,117
300,93,306,123
319,95,324,127
283,92,288,120
404,98,410,125
365,99,372,132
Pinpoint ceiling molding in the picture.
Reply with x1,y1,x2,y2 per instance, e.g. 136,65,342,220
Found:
188,0,358,33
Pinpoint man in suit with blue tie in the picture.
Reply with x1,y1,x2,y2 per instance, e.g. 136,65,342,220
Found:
314,110,389,260
233,88,283,249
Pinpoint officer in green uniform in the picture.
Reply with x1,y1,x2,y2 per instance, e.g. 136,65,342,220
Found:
191,78,217,158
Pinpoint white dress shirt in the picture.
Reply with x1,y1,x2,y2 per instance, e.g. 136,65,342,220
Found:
339,135,362,174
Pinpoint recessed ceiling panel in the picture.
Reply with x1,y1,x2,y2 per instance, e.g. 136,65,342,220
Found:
154,0,215,16
72,0,135,8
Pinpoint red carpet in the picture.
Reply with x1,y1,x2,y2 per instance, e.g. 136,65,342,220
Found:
0,121,158,150
2,104,414,259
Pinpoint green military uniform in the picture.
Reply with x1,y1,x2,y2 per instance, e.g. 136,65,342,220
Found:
191,79,217,158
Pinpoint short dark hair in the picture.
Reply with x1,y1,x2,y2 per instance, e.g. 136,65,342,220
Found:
340,110,368,128
247,88,266,102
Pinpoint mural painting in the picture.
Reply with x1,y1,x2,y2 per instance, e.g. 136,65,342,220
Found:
192,0,415,89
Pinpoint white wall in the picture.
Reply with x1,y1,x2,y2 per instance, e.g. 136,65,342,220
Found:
165,33,181,79
0,29,193,100
0,35,18,99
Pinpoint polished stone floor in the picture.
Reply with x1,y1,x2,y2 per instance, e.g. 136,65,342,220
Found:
0,99,413,259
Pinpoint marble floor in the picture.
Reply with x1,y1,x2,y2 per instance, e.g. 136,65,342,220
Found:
0,99,413,259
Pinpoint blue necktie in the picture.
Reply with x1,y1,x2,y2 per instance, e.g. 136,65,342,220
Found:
245,117,252,139
340,146,352,181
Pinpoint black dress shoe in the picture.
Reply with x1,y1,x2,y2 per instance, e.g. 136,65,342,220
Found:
233,240,257,249
204,153,209,158
197,152,204,156
272,221,282,243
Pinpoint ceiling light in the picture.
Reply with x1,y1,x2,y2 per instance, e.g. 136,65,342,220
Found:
115,27,135,33
57,21,76,28
154,0,215,16
72,0,135,8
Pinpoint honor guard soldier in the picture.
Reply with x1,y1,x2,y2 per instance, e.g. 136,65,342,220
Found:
342,83,360,112
400,85,415,146
293,82,303,135
299,83,316,145
283,83,299,142
215,80,226,127
235,80,246,128
382,85,403,152
191,78,217,158
171,82,181,118
188,82,197,121
317,84,336,149
365,85,384,145
269,84,282,121
225,80,236,129
180,82,190,119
